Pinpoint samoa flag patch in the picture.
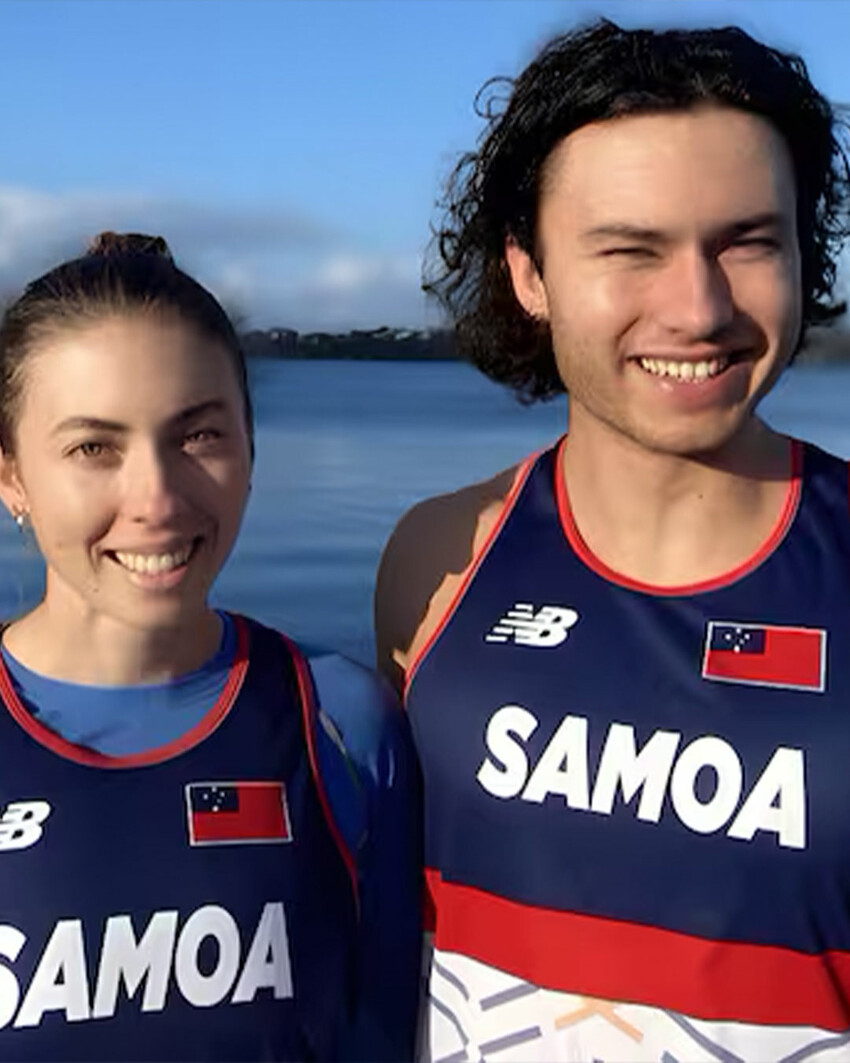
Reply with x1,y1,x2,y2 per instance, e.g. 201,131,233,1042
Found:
185,781,292,845
701,621,826,692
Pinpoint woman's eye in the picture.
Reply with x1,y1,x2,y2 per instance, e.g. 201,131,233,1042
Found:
70,441,109,459
184,428,223,447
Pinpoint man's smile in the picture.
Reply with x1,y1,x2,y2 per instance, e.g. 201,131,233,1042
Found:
636,354,732,382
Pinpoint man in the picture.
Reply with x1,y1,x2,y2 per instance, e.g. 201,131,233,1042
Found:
375,18,850,1063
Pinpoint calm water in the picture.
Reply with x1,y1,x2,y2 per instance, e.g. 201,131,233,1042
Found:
0,360,847,664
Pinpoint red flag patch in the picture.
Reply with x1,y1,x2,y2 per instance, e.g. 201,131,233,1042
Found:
185,781,292,846
702,621,826,692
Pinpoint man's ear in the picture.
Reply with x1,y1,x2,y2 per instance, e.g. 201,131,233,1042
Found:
504,237,549,321
0,448,28,524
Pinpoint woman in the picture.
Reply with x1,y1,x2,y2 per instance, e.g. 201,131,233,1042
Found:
0,233,420,1061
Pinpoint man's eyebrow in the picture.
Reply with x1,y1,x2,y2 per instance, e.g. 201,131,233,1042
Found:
584,213,789,244
583,224,670,244
724,212,788,236
52,401,228,437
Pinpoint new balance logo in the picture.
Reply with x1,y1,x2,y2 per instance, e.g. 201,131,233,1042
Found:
485,603,579,647
0,801,51,851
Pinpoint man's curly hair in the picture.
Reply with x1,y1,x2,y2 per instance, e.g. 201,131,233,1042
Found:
424,19,850,402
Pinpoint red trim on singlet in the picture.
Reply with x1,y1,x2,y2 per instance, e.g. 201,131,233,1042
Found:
425,868,850,1031
282,632,361,915
847,461,850,516
404,454,541,696
556,436,803,596
0,614,249,769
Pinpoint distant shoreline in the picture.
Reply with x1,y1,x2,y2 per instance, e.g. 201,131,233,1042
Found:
241,326,458,361
241,324,850,363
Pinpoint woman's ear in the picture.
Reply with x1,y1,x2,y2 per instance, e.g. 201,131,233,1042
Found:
504,237,550,321
0,448,28,525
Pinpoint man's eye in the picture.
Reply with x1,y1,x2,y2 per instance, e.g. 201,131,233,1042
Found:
730,236,781,253
601,246,657,259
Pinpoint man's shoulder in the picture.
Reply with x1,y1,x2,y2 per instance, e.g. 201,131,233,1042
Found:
387,464,519,561
800,437,848,469
374,463,522,691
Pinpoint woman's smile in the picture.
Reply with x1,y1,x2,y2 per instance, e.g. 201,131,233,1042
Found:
107,537,201,588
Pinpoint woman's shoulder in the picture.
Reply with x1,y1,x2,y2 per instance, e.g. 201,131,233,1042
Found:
304,648,409,782
307,649,397,723
236,615,412,783
301,649,418,872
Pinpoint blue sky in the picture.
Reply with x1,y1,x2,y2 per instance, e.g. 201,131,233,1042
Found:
2,0,849,331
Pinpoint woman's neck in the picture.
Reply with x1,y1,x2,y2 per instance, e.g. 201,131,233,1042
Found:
2,600,223,685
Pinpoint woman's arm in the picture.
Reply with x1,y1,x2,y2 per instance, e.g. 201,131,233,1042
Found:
309,652,423,1061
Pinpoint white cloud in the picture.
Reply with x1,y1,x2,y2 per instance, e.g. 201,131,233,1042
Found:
312,253,416,294
0,186,330,264
208,251,429,332
0,185,433,331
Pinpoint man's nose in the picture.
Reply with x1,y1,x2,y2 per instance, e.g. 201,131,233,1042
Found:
656,248,736,340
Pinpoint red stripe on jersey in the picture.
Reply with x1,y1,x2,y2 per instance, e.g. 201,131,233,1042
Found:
426,868,850,1031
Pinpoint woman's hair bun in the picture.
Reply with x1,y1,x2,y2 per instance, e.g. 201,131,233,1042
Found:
85,232,174,262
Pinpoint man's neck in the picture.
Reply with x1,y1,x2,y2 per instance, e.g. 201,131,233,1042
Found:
561,416,794,588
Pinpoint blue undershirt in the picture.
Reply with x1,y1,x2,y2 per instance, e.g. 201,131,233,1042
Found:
0,612,236,755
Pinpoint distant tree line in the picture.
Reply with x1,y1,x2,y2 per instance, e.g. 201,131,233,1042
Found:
240,326,458,360
238,323,850,363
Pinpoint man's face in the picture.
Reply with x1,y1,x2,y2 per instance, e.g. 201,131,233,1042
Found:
507,106,803,459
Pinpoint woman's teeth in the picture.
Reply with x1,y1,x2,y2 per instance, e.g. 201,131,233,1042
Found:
638,356,729,381
114,544,193,574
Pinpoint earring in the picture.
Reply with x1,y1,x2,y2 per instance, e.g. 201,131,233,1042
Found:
12,508,28,532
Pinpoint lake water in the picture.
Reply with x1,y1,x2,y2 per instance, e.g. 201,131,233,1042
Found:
0,360,847,665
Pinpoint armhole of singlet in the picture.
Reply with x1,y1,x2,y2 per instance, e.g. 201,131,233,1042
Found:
404,451,542,696
281,633,361,917
0,615,249,769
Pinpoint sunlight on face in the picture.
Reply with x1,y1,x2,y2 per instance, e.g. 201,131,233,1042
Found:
1,313,253,632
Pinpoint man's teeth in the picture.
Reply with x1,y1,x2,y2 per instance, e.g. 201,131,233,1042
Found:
638,356,728,381
114,545,193,574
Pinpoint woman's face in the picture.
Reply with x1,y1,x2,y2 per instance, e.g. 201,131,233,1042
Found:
0,313,253,634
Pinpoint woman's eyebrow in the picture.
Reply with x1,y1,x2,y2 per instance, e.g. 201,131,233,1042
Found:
50,401,228,438
51,416,127,436
170,399,228,425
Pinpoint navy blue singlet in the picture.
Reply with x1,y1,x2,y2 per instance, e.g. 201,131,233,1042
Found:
406,437,850,1063
0,616,356,1061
